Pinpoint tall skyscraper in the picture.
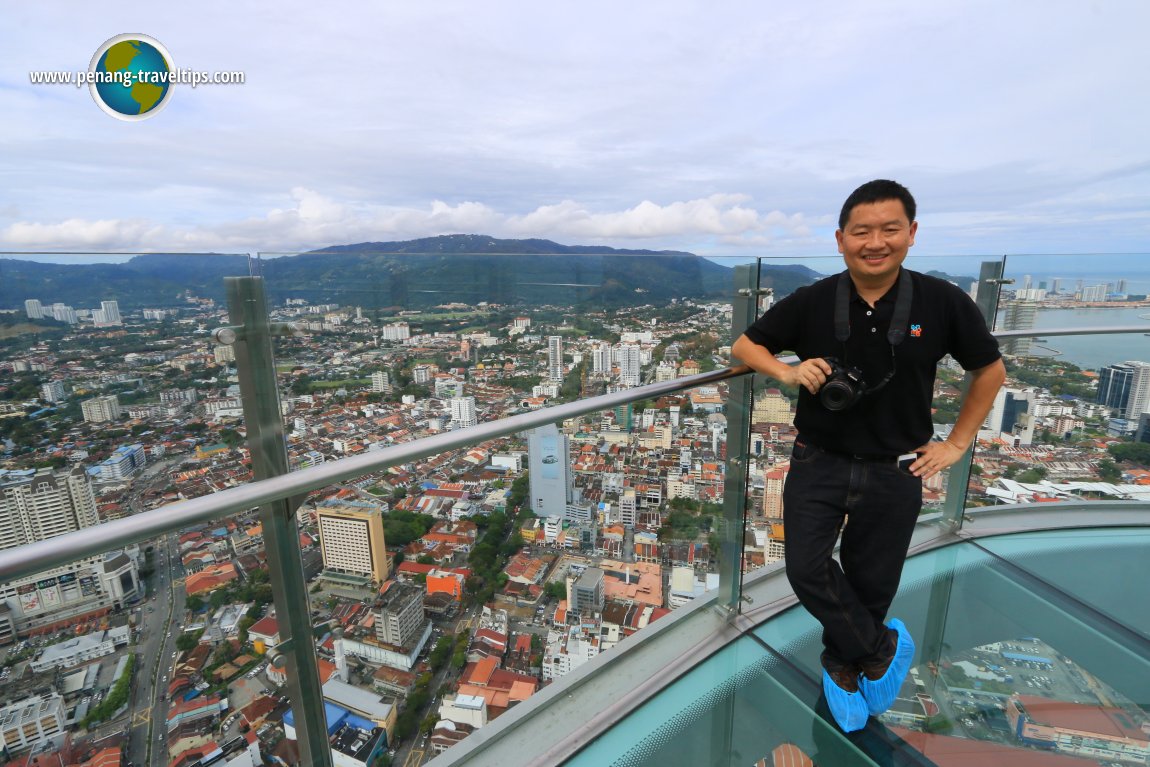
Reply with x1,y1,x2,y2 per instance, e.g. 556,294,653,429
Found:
527,423,572,518
619,343,642,387
24,299,43,320
316,498,390,586
450,396,477,429
1097,361,1150,419
548,336,564,382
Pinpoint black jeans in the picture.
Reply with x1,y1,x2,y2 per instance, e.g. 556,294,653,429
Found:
783,439,922,669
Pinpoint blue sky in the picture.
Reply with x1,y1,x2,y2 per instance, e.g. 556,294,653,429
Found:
2,1,1149,262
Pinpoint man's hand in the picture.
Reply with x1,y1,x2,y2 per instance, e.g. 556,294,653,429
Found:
909,440,966,479
784,358,834,396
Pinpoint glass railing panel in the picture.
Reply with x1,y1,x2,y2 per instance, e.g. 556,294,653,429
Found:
221,252,762,762
751,534,1150,766
960,254,1150,519
0,252,294,767
563,634,876,767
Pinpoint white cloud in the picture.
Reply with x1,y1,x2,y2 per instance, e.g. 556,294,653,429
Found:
0,191,814,252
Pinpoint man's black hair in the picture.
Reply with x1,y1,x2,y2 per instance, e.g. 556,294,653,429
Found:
838,179,916,230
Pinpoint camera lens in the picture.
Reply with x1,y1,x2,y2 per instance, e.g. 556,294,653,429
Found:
820,380,858,411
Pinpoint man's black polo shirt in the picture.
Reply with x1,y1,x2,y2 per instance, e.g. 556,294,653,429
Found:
742,267,1001,457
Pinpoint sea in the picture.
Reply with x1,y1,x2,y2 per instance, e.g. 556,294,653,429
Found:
1023,305,1150,370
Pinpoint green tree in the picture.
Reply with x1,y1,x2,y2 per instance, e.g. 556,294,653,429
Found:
1096,459,1123,482
1108,442,1150,466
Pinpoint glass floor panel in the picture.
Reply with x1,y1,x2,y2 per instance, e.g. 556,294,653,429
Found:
565,530,1150,766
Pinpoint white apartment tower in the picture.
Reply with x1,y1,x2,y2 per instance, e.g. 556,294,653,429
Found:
371,371,392,393
40,380,66,404
0,468,140,639
591,343,611,375
619,343,642,388
93,300,122,327
24,299,43,320
81,394,121,424
548,336,564,382
450,396,478,429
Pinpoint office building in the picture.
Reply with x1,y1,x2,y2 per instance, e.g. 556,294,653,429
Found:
374,580,426,649
1098,361,1150,419
316,498,390,586
548,336,564,382
569,567,605,617
526,423,572,518
451,396,478,429
81,394,121,424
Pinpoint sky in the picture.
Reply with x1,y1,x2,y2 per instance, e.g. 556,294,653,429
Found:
2,1,1149,267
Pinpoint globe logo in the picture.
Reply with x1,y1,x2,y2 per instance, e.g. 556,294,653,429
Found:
89,34,174,121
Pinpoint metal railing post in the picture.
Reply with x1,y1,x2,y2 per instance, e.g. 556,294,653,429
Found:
224,276,333,767
718,264,760,614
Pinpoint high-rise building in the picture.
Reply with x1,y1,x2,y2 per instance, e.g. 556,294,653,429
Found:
370,371,392,393
527,423,572,518
1000,301,1037,356
81,394,121,424
49,303,78,324
23,299,43,320
591,343,611,375
0,468,141,638
93,300,122,327
1098,362,1150,419
548,336,564,382
374,580,426,649
213,344,236,364
316,499,390,586
619,343,642,387
450,396,477,429
39,380,66,404
752,389,792,424
569,567,605,616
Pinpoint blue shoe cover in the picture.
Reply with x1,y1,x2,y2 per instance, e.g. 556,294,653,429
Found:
822,669,868,732
859,618,915,716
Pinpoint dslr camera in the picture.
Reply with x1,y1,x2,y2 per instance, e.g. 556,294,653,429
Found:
818,357,868,412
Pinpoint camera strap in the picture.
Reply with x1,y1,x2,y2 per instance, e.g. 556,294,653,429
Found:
833,268,913,345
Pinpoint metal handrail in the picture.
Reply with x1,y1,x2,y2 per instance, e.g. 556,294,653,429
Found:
0,365,750,585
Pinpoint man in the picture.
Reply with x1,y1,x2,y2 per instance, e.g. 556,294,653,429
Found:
731,180,1005,732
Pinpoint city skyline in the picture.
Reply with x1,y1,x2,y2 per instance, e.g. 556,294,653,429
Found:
2,3,1149,258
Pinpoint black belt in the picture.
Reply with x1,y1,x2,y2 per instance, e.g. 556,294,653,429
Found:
798,438,903,464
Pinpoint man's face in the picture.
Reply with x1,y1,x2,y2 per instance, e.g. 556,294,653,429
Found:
835,199,917,285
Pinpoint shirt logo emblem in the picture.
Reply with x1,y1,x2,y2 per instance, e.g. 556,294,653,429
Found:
910,324,922,337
